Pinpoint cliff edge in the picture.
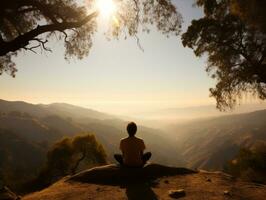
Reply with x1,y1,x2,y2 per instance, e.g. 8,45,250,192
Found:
22,164,266,200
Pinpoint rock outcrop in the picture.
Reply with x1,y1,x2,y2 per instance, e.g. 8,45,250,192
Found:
68,163,196,185
22,164,266,200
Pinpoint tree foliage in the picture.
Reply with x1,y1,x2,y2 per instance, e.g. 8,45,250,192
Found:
230,0,266,34
35,133,106,188
0,0,182,76
224,142,266,184
182,0,266,110
42,134,106,179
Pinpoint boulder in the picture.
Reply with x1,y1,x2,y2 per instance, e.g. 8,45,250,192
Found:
223,190,231,196
168,189,186,199
68,163,196,185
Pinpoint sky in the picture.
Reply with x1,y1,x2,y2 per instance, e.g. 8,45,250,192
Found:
0,0,240,115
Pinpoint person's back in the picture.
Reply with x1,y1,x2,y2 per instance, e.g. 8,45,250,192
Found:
120,136,145,166
114,122,152,167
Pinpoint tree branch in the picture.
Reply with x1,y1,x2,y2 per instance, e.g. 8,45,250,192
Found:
31,38,51,52
71,150,86,175
0,11,98,56
23,43,41,54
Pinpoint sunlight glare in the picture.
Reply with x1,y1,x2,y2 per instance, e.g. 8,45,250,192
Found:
97,0,116,17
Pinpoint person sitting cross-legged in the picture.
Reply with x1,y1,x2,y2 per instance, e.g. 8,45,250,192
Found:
114,122,152,167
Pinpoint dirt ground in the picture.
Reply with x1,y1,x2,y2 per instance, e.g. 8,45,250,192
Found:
23,171,266,200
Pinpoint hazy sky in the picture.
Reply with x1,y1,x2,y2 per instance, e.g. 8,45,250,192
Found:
0,0,218,114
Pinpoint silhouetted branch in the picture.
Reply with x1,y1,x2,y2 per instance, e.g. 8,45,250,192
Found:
0,11,98,56
62,31,70,44
135,35,144,52
23,43,41,53
71,150,86,175
31,38,51,52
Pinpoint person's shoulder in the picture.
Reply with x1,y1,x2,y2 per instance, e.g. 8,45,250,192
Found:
134,136,144,142
120,137,128,142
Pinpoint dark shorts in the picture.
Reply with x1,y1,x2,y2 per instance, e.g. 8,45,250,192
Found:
114,152,152,167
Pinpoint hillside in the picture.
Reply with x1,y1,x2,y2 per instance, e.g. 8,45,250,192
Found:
0,129,46,189
0,99,112,120
22,164,266,200
0,99,183,187
0,114,62,142
40,103,114,120
0,99,182,165
1,98,266,190
167,110,266,170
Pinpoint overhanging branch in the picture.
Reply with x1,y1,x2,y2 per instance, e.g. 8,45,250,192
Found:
0,11,98,56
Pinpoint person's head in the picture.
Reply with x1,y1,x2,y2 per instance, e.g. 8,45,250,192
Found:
127,122,137,137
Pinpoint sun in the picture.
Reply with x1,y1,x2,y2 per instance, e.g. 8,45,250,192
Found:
97,0,116,17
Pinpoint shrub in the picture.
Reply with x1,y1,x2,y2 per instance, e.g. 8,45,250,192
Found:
224,142,266,183
32,133,107,190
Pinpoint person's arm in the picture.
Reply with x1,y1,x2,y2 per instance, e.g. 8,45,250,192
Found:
140,140,146,156
120,140,124,155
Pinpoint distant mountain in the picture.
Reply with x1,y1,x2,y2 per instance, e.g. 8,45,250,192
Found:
41,115,84,136
0,114,61,142
0,99,52,118
168,110,266,170
0,99,113,120
40,103,115,120
134,103,266,121
2,98,265,176
0,99,182,166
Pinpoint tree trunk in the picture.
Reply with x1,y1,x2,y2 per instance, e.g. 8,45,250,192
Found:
71,151,86,175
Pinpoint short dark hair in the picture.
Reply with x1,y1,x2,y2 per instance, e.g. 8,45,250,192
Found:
127,122,137,137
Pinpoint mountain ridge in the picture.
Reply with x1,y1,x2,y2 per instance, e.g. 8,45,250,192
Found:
167,109,266,170
0,99,113,120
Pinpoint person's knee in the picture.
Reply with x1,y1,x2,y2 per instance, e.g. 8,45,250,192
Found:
146,152,152,157
145,152,152,159
114,154,123,164
114,154,122,160
143,152,152,161
114,154,120,158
